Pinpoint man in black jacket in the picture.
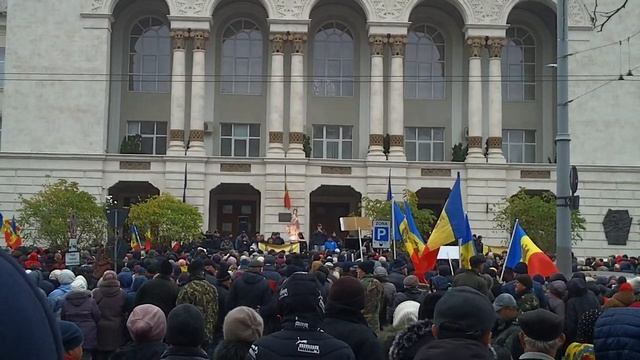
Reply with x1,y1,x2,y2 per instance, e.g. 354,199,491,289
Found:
134,258,178,317
248,272,355,360
388,259,408,292
414,287,496,360
321,276,384,360
227,259,273,311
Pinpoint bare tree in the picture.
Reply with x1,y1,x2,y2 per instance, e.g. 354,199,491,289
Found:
589,0,629,31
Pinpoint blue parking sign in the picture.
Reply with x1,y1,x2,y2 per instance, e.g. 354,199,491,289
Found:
372,220,390,248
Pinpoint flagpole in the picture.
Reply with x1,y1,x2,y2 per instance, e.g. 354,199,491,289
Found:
500,218,519,282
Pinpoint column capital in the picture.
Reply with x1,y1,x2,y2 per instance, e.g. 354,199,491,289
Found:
286,32,308,54
389,35,407,57
170,29,189,50
191,30,210,51
486,37,505,58
466,36,486,58
368,35,387,56
269,32,286,54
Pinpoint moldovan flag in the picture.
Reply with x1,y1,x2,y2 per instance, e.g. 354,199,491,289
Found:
3,215,23,250
130,225,142,251
505,222,559,278
398,202,438,283
426,173,467,251
144,228,153,251
459,214,476,269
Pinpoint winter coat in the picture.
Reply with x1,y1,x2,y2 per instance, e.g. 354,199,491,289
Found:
92,279,127,351
262,265,282,292
453,270,494,300
414,338,494,360
310,230,328,247
226,271,272,311
603,289,635,308
391,288,426,313
48,284,72,313
111,341,167,360
247,317,355,360
134,275,179,317
324,240,338,252
593,308,640,360
61,290,101,350
212,340,252,360
548,294,565,318
126,276,148,312
160,346,209,360
176,277,219,345
321,303,384,360
491,318,520,356
374,276,396,327
565,278,600,343
388,270,405,292
388,319,434,360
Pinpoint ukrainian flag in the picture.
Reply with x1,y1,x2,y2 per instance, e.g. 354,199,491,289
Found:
505,222,559,277
426,173,467,251
130,225,142,251
459,214,476,269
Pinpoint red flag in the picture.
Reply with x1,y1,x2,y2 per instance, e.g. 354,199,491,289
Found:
412,247,439,283
284,166,291,209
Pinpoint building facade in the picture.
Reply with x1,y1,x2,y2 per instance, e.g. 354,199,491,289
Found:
0,0,639,256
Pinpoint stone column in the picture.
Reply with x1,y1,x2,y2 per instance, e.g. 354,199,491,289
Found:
388,35,407,161
465,37,485,162
487,37,506,163
167,29,188,155
188,30,209,156
267,33,286,158
367,35,387,161
287,32,307,158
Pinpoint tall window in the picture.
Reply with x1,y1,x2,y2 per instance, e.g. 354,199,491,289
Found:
405,127,445,161
220,123,260,157
405,25,445,100
129,16,171,93
502,129,536,163
0,47,5,89
126,121,167,155
312,125,353,159
221,19,263,95
313,22,354,97
502,27,535,101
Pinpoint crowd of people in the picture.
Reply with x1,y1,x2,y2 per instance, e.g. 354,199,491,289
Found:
3,229,640,360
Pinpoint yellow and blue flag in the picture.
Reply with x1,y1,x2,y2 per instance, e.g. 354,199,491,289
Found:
459,214,476,269
426,173,466,251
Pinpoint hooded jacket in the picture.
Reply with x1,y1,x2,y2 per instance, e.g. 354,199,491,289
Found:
61,290,101,350
565,278,600,343
93,278,127,351
134,274,179,317
227,271,272,311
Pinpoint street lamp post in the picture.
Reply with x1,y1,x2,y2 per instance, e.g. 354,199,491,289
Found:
556,0,572,276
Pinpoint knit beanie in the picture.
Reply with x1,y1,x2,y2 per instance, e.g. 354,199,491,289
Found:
328,276,365,310
102,270,117,282
516,274,533,291
59,320,83,352
166,304,205,347
278,272,325,318
70,275,88,292
57,269,76,285
223,306,264,343
127,304,167,343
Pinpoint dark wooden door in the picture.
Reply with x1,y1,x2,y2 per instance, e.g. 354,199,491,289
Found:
310,202,351,236
217,201,257,236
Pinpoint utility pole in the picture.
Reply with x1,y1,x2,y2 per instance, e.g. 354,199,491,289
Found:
556,0,572,276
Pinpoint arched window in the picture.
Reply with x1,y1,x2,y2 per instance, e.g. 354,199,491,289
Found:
313,21,354,97
128,16,171,93
221,19,263,95
405,24,445,100
502,26,536,101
